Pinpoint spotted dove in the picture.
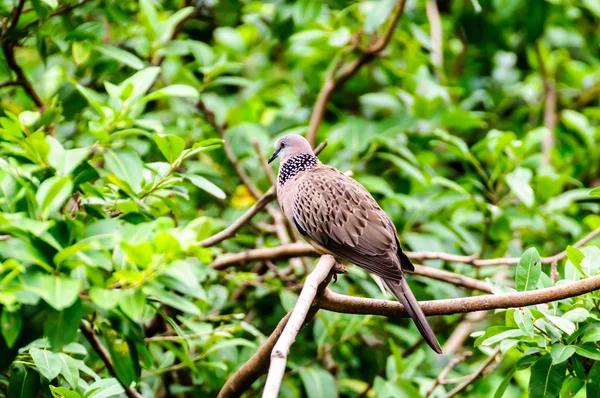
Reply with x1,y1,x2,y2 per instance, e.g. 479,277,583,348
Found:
268,134,442,354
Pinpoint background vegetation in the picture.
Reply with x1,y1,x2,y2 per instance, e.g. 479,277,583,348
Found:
1,0,600,397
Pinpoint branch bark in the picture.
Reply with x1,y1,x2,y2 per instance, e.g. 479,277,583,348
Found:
1,0,46,110
210,243,491,293
80,321,144,398
535,42,557,166
319,273,600,316
262,255,337,397
305,0,407,147
444,346,501,398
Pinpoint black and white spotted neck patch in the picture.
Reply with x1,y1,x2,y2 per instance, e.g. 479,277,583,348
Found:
278,154,319,185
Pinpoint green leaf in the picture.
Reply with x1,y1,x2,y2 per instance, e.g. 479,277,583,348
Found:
58,354,80,389
30,348,62,380
515,248,541,291
104,149,144,194
587,362,600,398
36,176,73,219
154,133,185,164
89,287,122,310
119,67,161,105
47,136,90,175
550,344,575,364
1,310,22,348
181,173,226,199
514,308,534,337
95,45,145,70
563,308,590,323
143,85,200,102
44,300,84,349
528,354,566,398
364,0,395,34
36,275,81,310
143,285,200,315
139,0,158,39
84,378,125,398
493,367,516,398
50,386,81,398
118,289,146,321
506,167,534,207
566,246,587,277
574,344,600,361
590,187,600,196
8,363,40,398
581,328,600,343
545,314,575,335
299,366,338,398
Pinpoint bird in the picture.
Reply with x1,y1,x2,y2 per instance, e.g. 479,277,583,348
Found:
268,134,442,354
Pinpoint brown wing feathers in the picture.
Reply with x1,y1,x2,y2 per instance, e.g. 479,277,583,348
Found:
289,166,442,354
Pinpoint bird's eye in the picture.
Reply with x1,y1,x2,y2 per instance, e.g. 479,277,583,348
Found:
281,142,286,148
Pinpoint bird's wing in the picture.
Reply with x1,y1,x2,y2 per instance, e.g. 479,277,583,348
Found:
292,166,407,280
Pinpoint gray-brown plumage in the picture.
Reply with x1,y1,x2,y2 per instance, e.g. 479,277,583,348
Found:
269,134,442,354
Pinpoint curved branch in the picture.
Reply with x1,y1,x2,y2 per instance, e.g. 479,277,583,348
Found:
306,0,407,146
319,273,600,317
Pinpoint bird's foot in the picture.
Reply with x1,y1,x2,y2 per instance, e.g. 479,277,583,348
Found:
331,263,348,283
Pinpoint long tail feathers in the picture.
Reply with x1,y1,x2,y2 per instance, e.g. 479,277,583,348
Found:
383,278,443,354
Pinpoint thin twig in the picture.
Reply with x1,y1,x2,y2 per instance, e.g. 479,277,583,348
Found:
0,80,19,89
444,347,501,398
262,255,337,397
425,351,472,398
306,0,407,146
80,321,144,398
535,42,557,166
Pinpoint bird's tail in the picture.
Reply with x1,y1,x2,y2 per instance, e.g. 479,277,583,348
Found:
383,278,442,354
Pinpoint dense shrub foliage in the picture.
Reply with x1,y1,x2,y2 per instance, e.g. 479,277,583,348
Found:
1,0,600,397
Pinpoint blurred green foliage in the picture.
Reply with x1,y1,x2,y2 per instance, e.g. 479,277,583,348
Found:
1,0,600,397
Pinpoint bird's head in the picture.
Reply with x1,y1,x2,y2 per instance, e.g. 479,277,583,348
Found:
268,134,314,165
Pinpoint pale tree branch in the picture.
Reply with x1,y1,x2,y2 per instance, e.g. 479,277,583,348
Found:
262,255,338,397
306,0,407,147
80,321,144,398
426,0,443,75
535,42,557,167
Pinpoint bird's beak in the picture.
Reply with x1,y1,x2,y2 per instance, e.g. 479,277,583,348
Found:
268,148,280,164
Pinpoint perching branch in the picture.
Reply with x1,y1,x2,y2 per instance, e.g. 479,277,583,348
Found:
80,321,144,398
219,266,600,397
305,0,407,147
319,273,600,316
262,255,338,397
425,351,472,398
